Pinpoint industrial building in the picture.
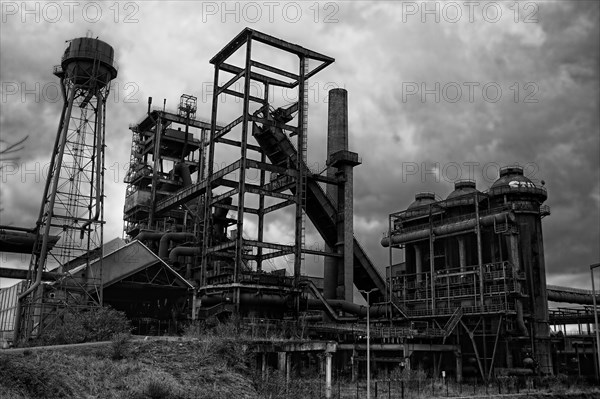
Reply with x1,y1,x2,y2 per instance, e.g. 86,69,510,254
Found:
1,28,599,383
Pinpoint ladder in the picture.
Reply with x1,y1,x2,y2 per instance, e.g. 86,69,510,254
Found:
493,214,509,234
300,59,309,273
443,307,463,343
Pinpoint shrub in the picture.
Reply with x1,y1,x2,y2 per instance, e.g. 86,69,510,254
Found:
110,332,132,360
35,305,131,346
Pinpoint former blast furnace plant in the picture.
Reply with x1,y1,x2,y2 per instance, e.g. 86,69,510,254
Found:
1,28,600,387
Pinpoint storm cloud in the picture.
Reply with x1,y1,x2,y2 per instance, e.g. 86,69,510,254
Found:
1,1,598,289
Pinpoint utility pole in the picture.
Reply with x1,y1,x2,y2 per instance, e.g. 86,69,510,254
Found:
360,288,379,399
590,263,600,380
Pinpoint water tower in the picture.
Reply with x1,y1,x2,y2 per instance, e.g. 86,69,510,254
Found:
14,36,117,342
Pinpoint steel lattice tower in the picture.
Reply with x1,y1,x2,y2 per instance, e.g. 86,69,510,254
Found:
14,36,117,342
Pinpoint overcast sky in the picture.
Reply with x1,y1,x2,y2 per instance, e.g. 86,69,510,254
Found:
0,1,598,291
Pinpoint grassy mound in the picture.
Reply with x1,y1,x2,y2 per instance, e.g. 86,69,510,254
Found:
1,336,258,399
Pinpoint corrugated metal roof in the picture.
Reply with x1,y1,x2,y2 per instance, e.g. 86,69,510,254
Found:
67,240,193,289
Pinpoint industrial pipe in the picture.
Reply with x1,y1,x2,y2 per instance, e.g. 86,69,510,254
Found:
158,232,195,258
169,246,201,263
134,229,166,243
0,229,60,254
306,299,390,318
301,279,388,320
515,300,529,336
199,292,388,318
174,162,192,186
547,285,600,305
381,212,516,246
301,279,356,321
0,225,34,233
214,196,232,218
200,293,290,308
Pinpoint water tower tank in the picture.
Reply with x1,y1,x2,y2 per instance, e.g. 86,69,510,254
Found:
58,37,117,88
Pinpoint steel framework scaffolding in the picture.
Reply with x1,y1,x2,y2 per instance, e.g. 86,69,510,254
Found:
15,37,117,342
199,28,335,303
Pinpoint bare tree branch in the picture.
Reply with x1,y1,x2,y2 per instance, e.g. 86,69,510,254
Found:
0,135,29,157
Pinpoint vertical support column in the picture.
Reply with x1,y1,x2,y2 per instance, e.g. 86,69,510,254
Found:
506,341,513,368
533,215,553,375
351,348,357,382
508,231,529,337
286,352,292,383
475,193,484,308
261,353,268,379
257,152,266,272
198,128,207,180
475,194,487,381
458,236,466,274
403,343,412,371
388,215,393,304
256,84,269,272
455,350,463,383
201,61,221,287
429,211,436,312
149,114,162,228
234,35,253,285
191,291,197,321
415,246,422,282
324,353,333,399
508,233,520,272
490,234,497,263
340,163,354,303
278,351,286,373
591,264,600,380
293,56,307,288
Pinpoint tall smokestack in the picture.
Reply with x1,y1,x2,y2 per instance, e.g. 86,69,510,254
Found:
324,88,349,300
327,88,348,153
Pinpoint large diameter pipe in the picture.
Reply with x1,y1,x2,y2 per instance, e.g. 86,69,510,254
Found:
381,212,515,247
199,294,388,318
169,246,201,263
158,232,195,258
515,300,529,336
306,299,389,318
547,286,600,305
134,230,166,242
200,293,289,308
174,162,192,186
0,230,60,254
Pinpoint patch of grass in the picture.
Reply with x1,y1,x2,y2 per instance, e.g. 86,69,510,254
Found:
255,371,324,399
146,380,172,399
0,353,75,398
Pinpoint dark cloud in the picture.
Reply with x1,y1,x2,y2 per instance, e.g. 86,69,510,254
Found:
1,2,598,290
